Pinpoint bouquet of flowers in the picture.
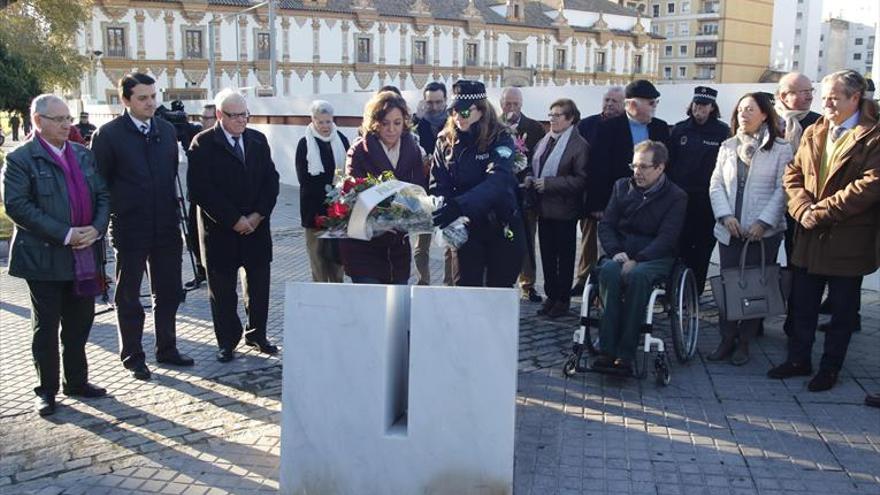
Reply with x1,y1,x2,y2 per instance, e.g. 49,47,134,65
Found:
500,112,530,174
315,171,469,249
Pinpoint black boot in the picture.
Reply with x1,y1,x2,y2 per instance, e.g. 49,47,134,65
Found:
707,336,736,361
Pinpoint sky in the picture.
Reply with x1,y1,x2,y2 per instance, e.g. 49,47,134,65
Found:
822,0,878,25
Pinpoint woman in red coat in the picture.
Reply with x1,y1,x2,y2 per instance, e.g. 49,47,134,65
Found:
340,90,426,284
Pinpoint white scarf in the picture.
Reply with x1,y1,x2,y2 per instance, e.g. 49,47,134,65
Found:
532,125,574,179
773,100,811,152
305,123,347,176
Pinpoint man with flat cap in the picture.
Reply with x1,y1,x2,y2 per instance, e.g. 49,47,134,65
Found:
586,80,670,231
667,86,729,295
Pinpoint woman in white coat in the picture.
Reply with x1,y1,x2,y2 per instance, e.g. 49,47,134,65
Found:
708,92,792,366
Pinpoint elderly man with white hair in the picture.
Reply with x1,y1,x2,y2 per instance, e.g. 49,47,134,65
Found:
500,86,546,302
295,100,350,283
2,94,111,415
187,88,280,363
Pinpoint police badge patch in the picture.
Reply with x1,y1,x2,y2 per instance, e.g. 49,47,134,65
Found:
680,135,687,146
495,146,513,159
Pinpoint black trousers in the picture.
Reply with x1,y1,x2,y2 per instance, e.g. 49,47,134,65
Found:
678,192,716,296
206,259,271,351
114,242,183,367
538,217,578,303
27,280,95,396
456,216,526,288
787,265,862,371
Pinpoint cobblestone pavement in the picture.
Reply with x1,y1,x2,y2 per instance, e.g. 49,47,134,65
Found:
1,179,878,495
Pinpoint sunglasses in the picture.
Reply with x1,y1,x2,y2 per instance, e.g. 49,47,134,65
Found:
453,107,472,119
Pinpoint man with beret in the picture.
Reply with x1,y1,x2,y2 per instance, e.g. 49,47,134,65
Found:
585,80,670,234
667,86,729,295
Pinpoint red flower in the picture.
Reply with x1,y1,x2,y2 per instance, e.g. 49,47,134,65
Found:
314,214,327,229
327,202,350,219
342,178,357,194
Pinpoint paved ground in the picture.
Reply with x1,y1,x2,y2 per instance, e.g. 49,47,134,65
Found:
1,164,878,494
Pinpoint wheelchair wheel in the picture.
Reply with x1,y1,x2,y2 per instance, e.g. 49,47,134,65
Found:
670,265,699,363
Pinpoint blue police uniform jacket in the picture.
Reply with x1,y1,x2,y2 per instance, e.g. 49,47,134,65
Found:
429,125,520,226
667,117,730,193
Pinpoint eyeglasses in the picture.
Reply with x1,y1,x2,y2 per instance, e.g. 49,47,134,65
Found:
221,110,249,120
547,112,566,119
629,162,659,172
39,114,74,124
201,115,217,120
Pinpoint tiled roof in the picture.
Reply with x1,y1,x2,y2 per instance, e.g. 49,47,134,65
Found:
183,0,643,30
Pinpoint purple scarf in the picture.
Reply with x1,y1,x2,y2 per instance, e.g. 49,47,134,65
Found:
36,134,101,297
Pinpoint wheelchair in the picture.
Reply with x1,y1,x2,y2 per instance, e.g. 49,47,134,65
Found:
562,259,700,386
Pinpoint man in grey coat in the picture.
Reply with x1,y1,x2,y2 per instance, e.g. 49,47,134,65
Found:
1,94,110,416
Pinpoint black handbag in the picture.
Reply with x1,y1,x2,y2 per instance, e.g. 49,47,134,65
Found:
710,238,787,321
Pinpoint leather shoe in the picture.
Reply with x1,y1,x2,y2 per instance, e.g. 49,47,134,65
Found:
522,289,542,303
546,301,570,318
63,383,107,398
245,339,279,355
156,351,195,366
707,337,736,361
807,368,839,392
767,361,812,379
536,298,555,316
34,395,55,416
613,358,633,375
865,393,880,408
570,282,585,297
216,348,235,362
130,363,152,381
183,275,205,290
591,354,615,369
818,320,861,333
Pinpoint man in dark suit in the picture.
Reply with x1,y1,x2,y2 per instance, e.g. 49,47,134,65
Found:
500,86,546,302
585,80,670,232
187,89,280,363
91,73,194,381
572,86,625,294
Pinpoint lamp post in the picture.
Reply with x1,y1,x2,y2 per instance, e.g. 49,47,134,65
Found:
207,0,275,98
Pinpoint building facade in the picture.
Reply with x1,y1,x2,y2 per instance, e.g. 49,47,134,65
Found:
648,0,773,83
817,17,876,79
769,0,822,80
78,0,662,103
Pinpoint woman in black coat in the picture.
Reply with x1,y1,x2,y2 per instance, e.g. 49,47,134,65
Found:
295,100,350,282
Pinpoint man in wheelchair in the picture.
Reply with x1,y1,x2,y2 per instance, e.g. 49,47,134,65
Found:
593,140,688,374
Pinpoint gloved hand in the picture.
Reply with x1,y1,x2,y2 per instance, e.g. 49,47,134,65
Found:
432,199,462,229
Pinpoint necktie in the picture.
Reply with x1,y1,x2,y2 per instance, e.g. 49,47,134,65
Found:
538,137,557,177
232,136,245,163
139,124,148,136
830,126,846,143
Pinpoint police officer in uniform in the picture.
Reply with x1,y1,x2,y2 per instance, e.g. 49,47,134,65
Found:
431,80,525,287
667,86,730,294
